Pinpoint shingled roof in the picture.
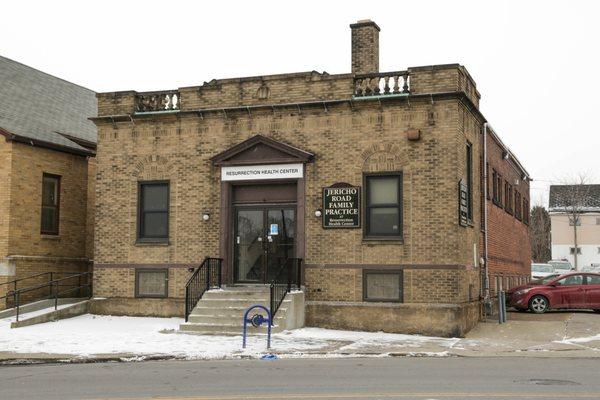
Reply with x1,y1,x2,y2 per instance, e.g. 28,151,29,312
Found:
549,184,600,212
0,55,96,155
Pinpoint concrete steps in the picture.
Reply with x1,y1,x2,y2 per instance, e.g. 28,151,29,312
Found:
179,285,303,336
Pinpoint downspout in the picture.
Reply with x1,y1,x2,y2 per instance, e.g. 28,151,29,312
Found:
483,123,490,310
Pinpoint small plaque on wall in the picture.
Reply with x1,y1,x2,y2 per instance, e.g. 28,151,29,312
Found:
323,183,361,228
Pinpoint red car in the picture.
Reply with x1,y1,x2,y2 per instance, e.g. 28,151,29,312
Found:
507,272,600,313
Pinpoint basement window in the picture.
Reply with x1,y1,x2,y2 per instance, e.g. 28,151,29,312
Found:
135,269,168,298
41,173,61,235
363,270,403,302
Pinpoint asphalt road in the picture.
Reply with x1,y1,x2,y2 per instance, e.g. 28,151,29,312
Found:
1,357,599,400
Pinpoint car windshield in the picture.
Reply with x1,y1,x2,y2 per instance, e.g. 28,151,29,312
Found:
531,274,560,284
532,264,553,273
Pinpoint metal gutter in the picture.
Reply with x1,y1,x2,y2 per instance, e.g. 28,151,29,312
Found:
0,127,95,157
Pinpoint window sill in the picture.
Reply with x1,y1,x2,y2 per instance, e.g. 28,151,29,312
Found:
363,298,404,303
362,237,404,245
41,234,60,240
135,240,170,246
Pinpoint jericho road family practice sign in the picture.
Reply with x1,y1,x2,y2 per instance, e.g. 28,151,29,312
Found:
323,185,361,228
221,163,303,181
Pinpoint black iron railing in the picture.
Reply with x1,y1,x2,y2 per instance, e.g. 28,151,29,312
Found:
184,257,223,322
269,258,302,323
1,272,93,322
0,271,90,311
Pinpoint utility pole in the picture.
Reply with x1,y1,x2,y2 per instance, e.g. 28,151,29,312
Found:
572,213,579,270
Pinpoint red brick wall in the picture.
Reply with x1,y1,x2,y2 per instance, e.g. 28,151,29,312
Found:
485,132,531,295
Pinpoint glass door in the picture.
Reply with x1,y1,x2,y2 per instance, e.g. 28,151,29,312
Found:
234,209,264,282
266,208,295,282
234,206,296,283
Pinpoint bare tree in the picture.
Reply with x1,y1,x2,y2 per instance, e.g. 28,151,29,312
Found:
530,205,551,263
549,173,594,269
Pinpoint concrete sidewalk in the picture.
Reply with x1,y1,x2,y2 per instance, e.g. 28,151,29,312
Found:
1,311,599,364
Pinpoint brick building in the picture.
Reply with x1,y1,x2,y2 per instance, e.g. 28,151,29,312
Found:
0,56,96,307
484,127,532,297
91,20,530,336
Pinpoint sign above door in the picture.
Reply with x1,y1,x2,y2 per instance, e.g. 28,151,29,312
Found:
221,163,304,181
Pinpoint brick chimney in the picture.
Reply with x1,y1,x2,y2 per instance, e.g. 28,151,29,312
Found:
350,19,380,74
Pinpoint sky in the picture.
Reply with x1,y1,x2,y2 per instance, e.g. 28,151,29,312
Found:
1,0,598,206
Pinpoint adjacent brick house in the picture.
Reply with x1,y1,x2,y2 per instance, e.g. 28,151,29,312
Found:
0,56,96,307
91,20,530,336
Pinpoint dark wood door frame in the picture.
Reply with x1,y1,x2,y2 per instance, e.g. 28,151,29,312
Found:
219,175,306,285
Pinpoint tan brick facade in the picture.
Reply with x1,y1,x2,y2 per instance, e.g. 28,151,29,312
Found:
0,139,94,307
91,21,529,336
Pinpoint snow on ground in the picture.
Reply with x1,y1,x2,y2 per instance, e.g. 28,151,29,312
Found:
556,334,600,345
0,314,458,360
3,302,85,322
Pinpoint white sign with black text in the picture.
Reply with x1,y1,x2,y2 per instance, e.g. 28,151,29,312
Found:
221,163,304,181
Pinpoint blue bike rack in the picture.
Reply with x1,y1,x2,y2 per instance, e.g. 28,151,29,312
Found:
242,305,272,349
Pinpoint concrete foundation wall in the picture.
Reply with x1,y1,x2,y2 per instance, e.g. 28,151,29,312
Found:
306,301,480,338
283,291,305,330
89,297,184,318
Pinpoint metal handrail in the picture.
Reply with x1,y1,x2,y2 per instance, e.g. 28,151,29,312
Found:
184,257,223,322
269,258,302,323
0,271,89,303
10,271,93,322
0,272,52,288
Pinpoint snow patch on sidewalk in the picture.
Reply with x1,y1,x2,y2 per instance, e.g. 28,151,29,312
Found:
0,314,458,360
555,334,600,345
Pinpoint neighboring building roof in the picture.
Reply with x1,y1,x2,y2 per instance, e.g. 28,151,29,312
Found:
0,55,97,155
549,184,600,212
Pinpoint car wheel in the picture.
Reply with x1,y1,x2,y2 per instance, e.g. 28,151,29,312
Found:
529,295,549,314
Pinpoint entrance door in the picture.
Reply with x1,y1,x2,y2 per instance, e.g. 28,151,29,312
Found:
234,207,295,283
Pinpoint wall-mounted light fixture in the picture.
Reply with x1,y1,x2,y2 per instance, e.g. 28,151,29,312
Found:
314,209,322,218
202,213,210,221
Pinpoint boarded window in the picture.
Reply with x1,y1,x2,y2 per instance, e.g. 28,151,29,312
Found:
363,270,403,302
135,269,168,298
41,173,60,234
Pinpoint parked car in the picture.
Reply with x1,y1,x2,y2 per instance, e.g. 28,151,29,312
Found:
582,266,600,272
548,260,574,274
507,272,600,313
531,263,555,280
